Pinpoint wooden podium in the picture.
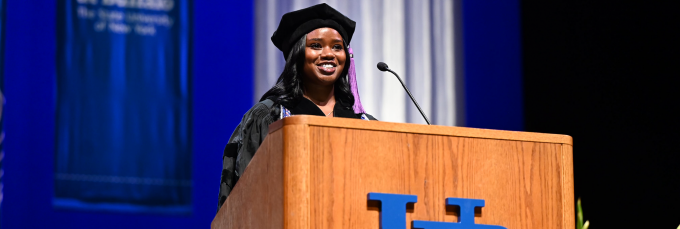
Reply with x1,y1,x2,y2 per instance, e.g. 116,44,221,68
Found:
212,115,574,229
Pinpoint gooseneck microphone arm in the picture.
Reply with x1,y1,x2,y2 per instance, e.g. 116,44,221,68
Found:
377,62,431,125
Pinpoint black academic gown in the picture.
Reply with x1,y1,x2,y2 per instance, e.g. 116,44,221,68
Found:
217,98,376,211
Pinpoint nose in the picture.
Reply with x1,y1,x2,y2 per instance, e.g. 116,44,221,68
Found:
320,46,335,60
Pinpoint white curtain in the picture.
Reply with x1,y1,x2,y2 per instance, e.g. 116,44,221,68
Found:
254,0,458,126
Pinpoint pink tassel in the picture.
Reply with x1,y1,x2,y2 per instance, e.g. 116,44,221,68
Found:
348,47,365,114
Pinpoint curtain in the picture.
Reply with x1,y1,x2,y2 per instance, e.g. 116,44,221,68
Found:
54,0,192,214
255,0,459,125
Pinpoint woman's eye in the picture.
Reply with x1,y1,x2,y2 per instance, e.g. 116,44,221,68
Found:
310,43,321,49
333,44,343,50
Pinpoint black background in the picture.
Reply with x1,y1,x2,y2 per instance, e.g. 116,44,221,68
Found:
522,1,679,228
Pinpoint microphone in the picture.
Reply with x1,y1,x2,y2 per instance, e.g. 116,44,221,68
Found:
376,62,431,125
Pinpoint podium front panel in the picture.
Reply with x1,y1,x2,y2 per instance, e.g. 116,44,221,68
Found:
213,116,574,229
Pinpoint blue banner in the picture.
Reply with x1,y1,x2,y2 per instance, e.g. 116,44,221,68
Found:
0,0,5,224
55,0,191,214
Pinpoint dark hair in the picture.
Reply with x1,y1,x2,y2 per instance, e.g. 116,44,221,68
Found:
259,34,354,119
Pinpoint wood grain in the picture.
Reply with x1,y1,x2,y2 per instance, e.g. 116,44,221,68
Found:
213,116,575,229
283,124,311,229
269,115,572,145
211,130,283,229
307,127,571,229
560,144,575,229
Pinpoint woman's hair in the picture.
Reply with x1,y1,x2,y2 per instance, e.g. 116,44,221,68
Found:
259,34,355,119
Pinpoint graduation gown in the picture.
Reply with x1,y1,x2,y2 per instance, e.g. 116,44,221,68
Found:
217,98,376,211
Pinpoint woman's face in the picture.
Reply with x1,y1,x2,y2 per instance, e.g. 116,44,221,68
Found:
302,28,346,88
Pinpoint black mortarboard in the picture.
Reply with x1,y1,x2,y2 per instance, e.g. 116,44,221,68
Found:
271,3,356,59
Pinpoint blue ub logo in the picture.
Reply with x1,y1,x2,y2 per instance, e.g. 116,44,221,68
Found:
368,192,506,229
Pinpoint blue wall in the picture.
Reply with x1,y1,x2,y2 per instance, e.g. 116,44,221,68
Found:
2,0,253,228
1,0,518,227
461,0,523,131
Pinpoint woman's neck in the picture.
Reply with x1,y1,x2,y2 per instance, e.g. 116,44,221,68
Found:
303,84,336,116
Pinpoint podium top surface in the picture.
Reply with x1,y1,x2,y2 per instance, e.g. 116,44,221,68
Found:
270,115,572,145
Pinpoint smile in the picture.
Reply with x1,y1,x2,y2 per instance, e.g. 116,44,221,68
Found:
316,63,337,74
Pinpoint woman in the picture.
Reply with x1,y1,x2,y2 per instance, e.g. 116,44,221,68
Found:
217,3,376,210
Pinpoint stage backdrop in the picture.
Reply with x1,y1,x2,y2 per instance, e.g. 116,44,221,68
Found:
0,0,518,227
0,0,4,225
54,0,192,214
255,0,460,125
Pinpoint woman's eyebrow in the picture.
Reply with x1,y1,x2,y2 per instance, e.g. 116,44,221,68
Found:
308,38,343,43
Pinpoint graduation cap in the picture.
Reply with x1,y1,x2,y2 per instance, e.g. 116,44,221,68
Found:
271,3,366,114
271,3,355,59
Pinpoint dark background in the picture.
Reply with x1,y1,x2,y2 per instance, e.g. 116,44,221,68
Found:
522,1,680,228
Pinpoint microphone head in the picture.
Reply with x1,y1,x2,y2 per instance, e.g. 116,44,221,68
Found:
377,62,389,71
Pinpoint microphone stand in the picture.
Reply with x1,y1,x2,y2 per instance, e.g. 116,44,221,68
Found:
384,68,432,125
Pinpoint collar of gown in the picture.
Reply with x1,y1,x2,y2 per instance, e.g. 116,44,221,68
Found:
287,97,359,119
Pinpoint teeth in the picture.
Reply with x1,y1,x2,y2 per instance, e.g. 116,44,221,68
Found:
322,64,333,69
